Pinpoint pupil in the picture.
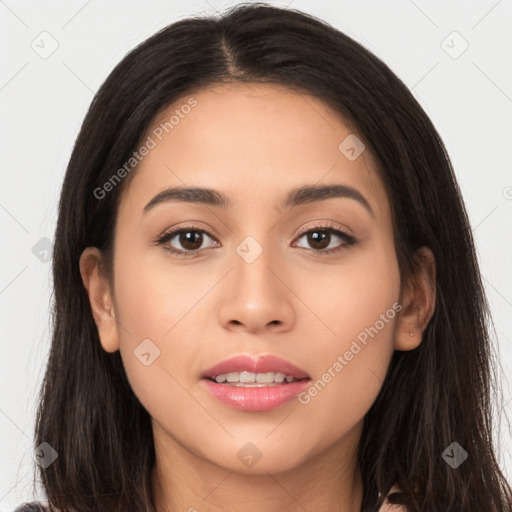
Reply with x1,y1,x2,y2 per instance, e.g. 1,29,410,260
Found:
180,230,202,250
308,230,329,249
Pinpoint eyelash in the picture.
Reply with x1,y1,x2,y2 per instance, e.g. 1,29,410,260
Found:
155,222,357,258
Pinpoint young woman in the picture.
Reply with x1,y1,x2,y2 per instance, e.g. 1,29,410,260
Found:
15,3,512,511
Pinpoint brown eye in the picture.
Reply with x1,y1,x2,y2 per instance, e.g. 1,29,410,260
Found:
157,227,219,256
304,230,331,250
176,230,204,251
294,227,355,253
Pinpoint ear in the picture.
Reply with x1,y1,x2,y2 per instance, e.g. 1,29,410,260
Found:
395,246,436,351
79,247,120,353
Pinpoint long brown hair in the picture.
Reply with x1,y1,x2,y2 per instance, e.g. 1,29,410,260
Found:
34,3,512,511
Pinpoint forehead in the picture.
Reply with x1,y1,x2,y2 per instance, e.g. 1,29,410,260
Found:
119,83,390,222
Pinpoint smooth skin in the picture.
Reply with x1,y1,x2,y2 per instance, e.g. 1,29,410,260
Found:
80,83,436,512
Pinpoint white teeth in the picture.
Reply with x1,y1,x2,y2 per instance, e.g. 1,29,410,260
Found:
213,371,298,384
256,372,275,383
240,371,255,383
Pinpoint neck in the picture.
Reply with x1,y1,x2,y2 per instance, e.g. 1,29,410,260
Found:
151,421,364,512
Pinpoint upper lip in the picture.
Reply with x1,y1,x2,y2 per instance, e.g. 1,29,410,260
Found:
201,354,310,380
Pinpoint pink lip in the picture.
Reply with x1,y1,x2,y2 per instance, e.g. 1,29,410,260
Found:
200,354,310,380
201,378,311,411
200,354,311,412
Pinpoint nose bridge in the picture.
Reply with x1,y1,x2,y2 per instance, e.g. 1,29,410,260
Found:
216,232,295,332
232,233,278,297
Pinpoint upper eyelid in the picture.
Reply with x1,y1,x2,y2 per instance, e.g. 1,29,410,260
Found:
158,223,352,248
294,221,352,237
158,224,218,242
159,222,349,238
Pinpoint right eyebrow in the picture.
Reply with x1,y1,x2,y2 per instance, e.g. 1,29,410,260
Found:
143,187,231,213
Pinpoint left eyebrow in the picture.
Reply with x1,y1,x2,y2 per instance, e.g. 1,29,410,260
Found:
143,183,374,217
280,184,374,217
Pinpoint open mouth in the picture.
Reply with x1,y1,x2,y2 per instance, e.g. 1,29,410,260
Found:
200,357,312,411
206,371,310,387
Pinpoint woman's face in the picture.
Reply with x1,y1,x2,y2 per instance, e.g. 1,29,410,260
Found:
96,83,404,473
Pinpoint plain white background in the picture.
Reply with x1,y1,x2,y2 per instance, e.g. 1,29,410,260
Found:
1,0,511,509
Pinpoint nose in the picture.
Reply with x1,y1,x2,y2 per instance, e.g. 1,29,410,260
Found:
217,242,295,334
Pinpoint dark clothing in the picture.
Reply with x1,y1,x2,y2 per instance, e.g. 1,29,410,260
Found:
13,503,49,512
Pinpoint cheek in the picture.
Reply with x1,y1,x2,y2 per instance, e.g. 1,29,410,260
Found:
111,250,202,404
113,247,211,338
293,242,400,427
301,239,400,342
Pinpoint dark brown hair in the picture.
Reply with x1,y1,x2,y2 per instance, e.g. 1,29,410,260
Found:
32,3,511,511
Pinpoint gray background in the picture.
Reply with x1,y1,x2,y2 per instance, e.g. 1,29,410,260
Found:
1,0,511,508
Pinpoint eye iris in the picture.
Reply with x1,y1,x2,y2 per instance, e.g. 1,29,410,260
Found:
308,230,330,250
180,230,203,250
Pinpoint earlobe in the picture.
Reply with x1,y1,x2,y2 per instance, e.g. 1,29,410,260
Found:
395,246,436,351
79,247,120,353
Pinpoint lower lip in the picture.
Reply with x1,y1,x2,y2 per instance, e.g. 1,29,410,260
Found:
201,378,311,411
